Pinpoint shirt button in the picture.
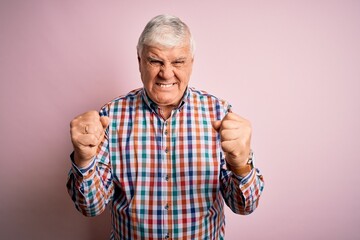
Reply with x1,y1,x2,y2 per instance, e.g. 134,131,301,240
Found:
165,148,169,153
164,233,169,239
164,203,169,210
164,175,169,181
164,130,168,135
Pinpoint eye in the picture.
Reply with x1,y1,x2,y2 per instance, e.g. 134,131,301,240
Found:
148,59,163,67
172,60,185,67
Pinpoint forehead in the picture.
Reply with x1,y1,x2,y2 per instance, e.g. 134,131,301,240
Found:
142,44,192,59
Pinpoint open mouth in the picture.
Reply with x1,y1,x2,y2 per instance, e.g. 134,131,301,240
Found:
156,83,176,88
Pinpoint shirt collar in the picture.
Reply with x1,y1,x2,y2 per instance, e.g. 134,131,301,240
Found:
141,87,189,113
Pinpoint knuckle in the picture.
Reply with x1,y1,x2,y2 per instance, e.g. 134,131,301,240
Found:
70,118,78,128
221,142,227,149
220,131,229,140
221,120,230,128
87,110,99,118
88,134,96,141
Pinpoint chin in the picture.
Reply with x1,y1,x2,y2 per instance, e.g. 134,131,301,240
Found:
156,99,176,106
155,97,179,106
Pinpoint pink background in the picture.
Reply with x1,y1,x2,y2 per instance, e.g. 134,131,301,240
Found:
1,0,359,239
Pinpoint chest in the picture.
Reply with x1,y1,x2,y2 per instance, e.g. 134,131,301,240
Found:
108,108,221,200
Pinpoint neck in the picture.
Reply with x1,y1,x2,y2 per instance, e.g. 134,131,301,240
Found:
159,106,173,120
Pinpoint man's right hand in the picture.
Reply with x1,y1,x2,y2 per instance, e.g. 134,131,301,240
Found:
70,111,110,168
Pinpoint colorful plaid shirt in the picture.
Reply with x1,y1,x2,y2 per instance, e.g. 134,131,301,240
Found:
67,87,264,240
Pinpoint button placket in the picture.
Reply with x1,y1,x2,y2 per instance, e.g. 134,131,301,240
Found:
163,120,170,154
162,119,171,240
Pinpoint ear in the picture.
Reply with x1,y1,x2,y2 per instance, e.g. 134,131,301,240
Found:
188,57,194,75
137,55,141,72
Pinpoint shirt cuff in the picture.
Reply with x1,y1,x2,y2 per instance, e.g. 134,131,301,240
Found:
232,168,254,182
231,150,256,181
70,152,96,177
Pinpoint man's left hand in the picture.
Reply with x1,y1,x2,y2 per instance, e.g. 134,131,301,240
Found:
212,112,252,176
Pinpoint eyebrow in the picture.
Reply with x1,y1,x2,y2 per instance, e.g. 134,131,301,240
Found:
147,56,163,61
147,56,188,62
172,57,187,62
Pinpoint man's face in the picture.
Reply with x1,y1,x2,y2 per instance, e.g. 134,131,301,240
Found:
138,43,193,109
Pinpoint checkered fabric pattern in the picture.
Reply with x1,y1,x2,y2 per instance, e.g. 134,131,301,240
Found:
67,87,264,240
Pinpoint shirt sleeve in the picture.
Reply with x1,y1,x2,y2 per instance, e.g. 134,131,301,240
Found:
66,115,114,217
217,101,264,215
219,151,265,215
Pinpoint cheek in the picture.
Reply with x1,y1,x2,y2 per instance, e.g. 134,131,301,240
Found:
141,69,157,85
178,66,192,84
178,72,191,85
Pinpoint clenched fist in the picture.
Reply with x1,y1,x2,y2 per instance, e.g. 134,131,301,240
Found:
70,111,110,168
212,112,252,177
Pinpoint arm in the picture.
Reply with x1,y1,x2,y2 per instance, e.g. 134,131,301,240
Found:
213,112,265,214
66,111,114,217
220,154,264,215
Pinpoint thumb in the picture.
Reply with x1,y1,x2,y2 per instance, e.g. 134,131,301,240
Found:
100,116,110,129
212,120,222,132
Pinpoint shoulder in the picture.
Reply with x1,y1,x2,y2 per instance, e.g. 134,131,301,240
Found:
99,88,143,116
111,88,143,103
188,87,230,109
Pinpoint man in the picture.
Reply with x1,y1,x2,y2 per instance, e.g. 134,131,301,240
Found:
67,14,264,240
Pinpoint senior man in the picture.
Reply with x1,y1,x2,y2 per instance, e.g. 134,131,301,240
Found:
67,14,264,240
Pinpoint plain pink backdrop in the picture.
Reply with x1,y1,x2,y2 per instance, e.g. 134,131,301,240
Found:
1,0,359,239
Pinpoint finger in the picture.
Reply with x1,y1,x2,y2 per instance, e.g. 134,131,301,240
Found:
70,111,100,130
71,110,99,123
76,134,102,147
212,120,222,132
223,112,240,120
87,124,106,141
79,116,105,134
100,116,110,129
84,124,100,135
223,112,249,123
220,140,242,155
213,112,248,131
220,119,242,130
80,110,100,119
220,129,240,141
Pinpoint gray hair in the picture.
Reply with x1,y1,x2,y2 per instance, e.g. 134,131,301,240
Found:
137,14,195,57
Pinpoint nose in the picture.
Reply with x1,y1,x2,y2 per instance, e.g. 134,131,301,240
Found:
158,64,175,79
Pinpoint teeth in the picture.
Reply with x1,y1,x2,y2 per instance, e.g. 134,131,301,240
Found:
158,83,174,88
